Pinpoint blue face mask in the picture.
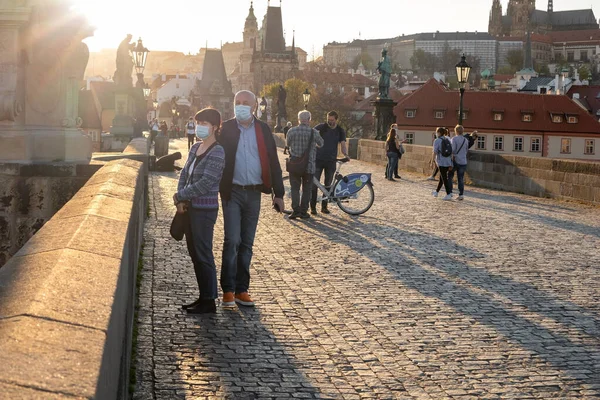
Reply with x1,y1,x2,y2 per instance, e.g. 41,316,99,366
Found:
234,105,252,121
195,124,211,139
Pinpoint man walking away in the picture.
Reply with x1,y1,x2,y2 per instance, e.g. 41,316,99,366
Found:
286,111,324,219
311,111,349,215
283,121,292,155
186,117,196,150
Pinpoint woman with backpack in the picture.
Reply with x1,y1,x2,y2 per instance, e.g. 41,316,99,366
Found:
432,127,453,200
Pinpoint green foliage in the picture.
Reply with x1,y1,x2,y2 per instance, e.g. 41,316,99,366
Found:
284,78,313,122
578,65,591,81
260,82,281,115
506,49,524,71
537,64,551,76
496,66,514,75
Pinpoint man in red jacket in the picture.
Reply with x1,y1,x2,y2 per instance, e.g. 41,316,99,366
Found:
218,90,284,307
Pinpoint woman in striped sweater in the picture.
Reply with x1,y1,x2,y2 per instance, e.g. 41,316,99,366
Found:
173,108,226,314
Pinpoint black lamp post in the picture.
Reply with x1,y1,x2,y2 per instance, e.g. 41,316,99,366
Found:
302,88,311,110
455,54,471,125
259,97,268,121
133,37,149,88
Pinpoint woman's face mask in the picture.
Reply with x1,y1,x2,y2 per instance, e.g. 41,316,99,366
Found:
195,123,212,139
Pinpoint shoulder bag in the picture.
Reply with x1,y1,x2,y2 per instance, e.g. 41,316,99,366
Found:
285,129,314,175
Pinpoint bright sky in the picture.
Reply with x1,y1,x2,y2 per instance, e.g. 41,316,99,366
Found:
73,0,598,58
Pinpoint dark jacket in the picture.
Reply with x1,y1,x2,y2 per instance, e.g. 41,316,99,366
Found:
218,117,284,201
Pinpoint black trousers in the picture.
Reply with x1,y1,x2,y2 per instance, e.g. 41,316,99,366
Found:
311,159,336,210
436,166,451,195
290,172,313,213
187,134,195,150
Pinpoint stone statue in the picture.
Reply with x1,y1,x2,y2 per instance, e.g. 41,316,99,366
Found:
377,49,391,99
277,84,287,119
114,34,134,87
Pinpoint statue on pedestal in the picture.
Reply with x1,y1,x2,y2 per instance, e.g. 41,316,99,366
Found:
114,34,134,87
377,49,391,99
274,84,287,132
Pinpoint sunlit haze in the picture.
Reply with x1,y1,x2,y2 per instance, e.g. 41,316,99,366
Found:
73,0,599,58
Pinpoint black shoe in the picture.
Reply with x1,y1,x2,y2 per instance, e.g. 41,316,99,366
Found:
310,208,317,215
388,178,397,182
186,299,216,314
321,207,331,214
182,297,202,310
288,211,300,220
394,175,401,179
300,212,311,219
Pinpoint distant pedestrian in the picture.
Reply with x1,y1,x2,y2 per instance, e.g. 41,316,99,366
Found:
283,121,292,155
311,111,349,215
432,127,453,200
448,125,471,200
159,120,168,137
150,118,160,144
217,90,284,308
427,131,439,181
173,108,225,314
385,128,401,181
186,117,196,150
384,124,407,179
286,111,324,219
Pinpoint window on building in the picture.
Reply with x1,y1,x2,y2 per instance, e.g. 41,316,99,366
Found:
552,114,563,123
405,132,414,144
514,137,524,151
494,136,504,151
581,51,588,62
531,137,541,152
493,113,503,121
522,113,533,122
434,111,445,119
561,138,571,154
357,87,365,96
567,52,574,61
405,110,416,118
477,135,486,150
567,116,578,124
585,139,595,155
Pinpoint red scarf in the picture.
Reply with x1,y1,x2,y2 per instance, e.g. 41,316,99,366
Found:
253,121,271,191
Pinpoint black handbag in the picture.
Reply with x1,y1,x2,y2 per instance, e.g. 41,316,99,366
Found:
285,130,314,175
169,206,188,241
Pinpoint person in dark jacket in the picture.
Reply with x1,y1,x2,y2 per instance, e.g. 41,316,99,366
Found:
217,90,284,308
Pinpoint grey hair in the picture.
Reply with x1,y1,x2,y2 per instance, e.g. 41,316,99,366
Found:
234,90,257,104
298,110,311,123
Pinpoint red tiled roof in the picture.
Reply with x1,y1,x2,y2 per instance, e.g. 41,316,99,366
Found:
493,74,514,82
394,79,600,134
549,29,600,44
567,85,600,117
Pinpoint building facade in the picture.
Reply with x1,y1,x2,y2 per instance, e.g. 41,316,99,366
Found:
394,79,600,160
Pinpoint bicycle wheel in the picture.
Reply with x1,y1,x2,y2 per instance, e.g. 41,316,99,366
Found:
335,181,375,215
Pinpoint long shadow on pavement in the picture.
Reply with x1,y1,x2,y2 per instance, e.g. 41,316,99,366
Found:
304,215,600,388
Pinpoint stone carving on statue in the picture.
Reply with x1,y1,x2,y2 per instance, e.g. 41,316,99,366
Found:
376,48,391,99
114,34,134,87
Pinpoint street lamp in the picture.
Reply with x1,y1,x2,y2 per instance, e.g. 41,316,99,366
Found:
133,37,149,88
455,54,471,125
143,84,151,99
259,97,268,121
302,88,311,110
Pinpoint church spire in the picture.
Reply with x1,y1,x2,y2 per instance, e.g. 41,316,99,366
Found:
291,29,295,55
524,30,534,70
547,0,553,23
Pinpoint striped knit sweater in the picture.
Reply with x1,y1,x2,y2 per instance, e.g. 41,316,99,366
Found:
176,142,225,209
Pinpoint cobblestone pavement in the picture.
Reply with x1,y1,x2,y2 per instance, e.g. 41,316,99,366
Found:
134,138,600,399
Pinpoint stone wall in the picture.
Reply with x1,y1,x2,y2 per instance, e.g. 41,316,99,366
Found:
0,162,102,268
0,158,147,399
357,139,600,205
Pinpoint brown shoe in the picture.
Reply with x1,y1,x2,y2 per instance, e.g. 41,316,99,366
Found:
235,292,255,307
222,292,235,307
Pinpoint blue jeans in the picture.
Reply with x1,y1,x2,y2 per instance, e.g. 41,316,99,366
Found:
221,187,261,294
386,152,399,179
448,162,467,195
185,208,219,299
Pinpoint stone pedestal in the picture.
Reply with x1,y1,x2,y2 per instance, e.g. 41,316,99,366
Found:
109,90,135,151
0,2,94,163
371,98,398,141
154,135,169,157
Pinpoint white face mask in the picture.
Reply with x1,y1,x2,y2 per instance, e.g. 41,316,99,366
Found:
195,124,211,139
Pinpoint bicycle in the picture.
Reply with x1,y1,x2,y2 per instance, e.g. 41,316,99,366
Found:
281,158,375,216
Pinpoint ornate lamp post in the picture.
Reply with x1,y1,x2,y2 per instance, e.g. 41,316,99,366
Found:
259,97,268,121
302,88,311,110
455,54,471,125
133,37,150,88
